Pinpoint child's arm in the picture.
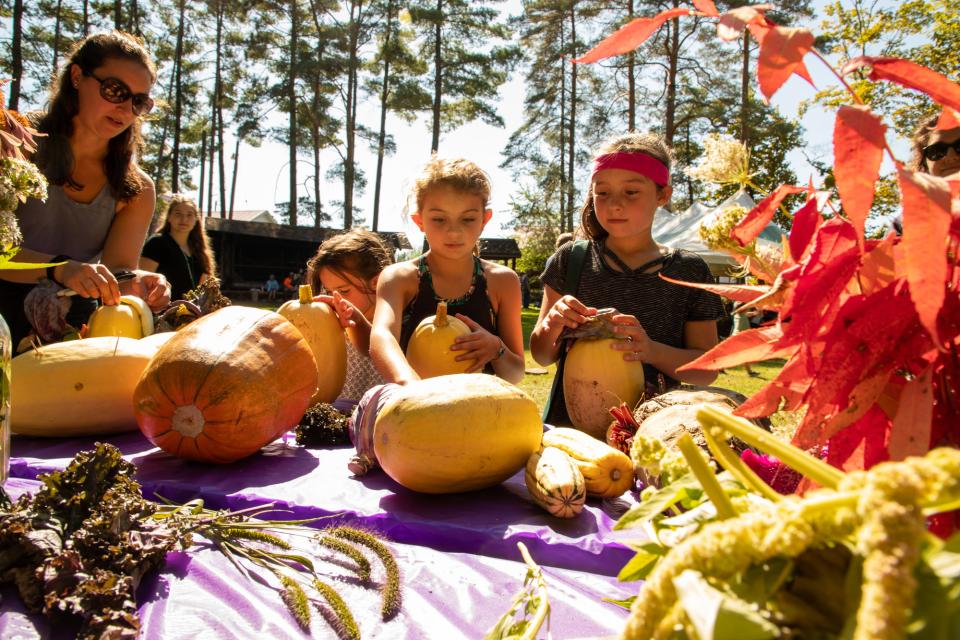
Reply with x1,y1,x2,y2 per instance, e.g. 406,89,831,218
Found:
316,292,372,354
529,284,597,366
369,263,420,385
451,266,525,383
610,315,719,385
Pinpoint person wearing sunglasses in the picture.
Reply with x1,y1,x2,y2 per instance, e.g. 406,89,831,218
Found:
0,31,170,347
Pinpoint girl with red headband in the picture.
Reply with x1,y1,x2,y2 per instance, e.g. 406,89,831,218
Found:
530,132,724,431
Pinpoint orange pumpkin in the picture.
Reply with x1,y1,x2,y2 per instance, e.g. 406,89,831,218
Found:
133,306,318,463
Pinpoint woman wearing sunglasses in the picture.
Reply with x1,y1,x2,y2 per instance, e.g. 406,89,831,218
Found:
0,31,170,347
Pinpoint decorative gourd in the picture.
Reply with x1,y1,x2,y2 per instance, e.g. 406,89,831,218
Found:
372,374,542,493
541,427,634,498
87,295,154,338
133,306,318,463
405,301,475,378
525,446,586,518
563,337,645,438
12,336,159,436
276,284,347,404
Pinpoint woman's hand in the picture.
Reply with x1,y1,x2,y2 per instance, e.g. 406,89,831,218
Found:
121,270,171,311
611,313,653,362
452,314,504,372
542,295,596,336
316,292,362,329
59,261,121,305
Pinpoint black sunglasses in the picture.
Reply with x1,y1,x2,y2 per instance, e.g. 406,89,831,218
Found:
82,69,154,116
922,138,960,162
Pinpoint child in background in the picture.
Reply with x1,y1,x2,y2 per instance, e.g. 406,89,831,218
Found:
370,156,525,384
530,132,723,426
307,229,394,407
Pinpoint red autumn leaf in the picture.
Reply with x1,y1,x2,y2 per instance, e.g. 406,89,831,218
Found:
788,197,823,262
822,404,891,471
678,325,793,372
858,234,897,296
898,167,952,346
732,184,805,246
756,26,816,102
939,108,960,130
734,348,813,418
842,57,960,114
888,366,933,460
572,8,690,64
833,105,887,243
658,273,770,303
692,0,720,17
717,4,773,42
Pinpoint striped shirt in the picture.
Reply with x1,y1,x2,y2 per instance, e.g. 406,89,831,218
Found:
541,239,723,385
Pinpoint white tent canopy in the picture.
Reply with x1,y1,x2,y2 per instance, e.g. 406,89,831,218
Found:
653,189,783,272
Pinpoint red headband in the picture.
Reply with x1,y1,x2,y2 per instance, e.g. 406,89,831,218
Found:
591,152,670,186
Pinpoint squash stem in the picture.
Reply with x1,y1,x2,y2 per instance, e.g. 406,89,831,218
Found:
696,405,846,490
298,284,313,304
435,301,449,327
676,433,738,519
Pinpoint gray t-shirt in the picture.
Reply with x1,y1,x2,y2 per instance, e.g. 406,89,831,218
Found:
16,184,117,262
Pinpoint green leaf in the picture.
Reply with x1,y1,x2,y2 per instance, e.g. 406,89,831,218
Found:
602,596,636,610
673,570,781,640
617,542,666,582
615,473,702,530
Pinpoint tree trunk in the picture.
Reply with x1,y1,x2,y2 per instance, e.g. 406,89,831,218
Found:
206,125,214,217
151,71,177,187
83,0,90,35
740,30,750,145
664,0,680,145
558,14,566,232
171,0,186,192
9,0,23,111
52,0,64,81
131,0,141,35
343,0,363,228
372,0,395,232
215,1,227,225
566,3,577,233
627,0,635,131
230,135,240,219
114,0,122,29
430,0,443,153
288,0,299,226
198,130,207,216
312,121,321,227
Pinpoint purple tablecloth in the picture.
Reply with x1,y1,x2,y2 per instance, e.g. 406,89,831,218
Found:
0,478,632,639
9,431,638,576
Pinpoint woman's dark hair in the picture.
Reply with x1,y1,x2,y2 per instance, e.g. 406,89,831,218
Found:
307,229,395,294
33,31,156,201
156,195,217,278
579,132,673,240
910,112,942,174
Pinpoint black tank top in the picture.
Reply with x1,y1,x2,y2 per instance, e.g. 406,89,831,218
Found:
399,256,498,366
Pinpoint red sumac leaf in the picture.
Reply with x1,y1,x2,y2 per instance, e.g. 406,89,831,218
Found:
756,27,816,102
858,234,897,296
888,366,933,460
734,348,812,418
821,404,891,472
572,8,689,64
788,197,822,263
692,0,720,17
717,4,774,42
732,184,805,246
842,57,960,114
833,105,886,243
898,167,952,346
679,325,792,372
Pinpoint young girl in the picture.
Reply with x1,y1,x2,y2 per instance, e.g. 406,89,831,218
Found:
139,195,216,299
370,157,525,385
307,229,394,405
530,132,723,425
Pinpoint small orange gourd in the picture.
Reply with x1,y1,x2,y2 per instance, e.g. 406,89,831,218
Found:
405,301,475,378
133,306,317,463
277,284,347,404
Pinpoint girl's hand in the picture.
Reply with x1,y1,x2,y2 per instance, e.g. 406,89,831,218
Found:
611,313,653,362
121,270,170,311
60,261,121,305
542,295,596,335
316,292,361,328
452,314,504,372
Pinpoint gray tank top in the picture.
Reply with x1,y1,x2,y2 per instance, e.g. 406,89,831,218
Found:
15,184,117,262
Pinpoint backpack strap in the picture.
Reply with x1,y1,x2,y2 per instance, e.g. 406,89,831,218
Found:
542,239,590,424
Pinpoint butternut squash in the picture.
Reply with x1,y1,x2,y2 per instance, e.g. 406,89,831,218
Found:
563,337,645,438
372,374,542,493
525,446,586,518
277,285,347,404
541,427,634,498
405,301,475,378
87,295,154,338
11,336,158,436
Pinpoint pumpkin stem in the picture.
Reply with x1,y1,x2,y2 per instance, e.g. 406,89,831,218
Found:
172,404,206,438
434,301,449,327
298,284,313,304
